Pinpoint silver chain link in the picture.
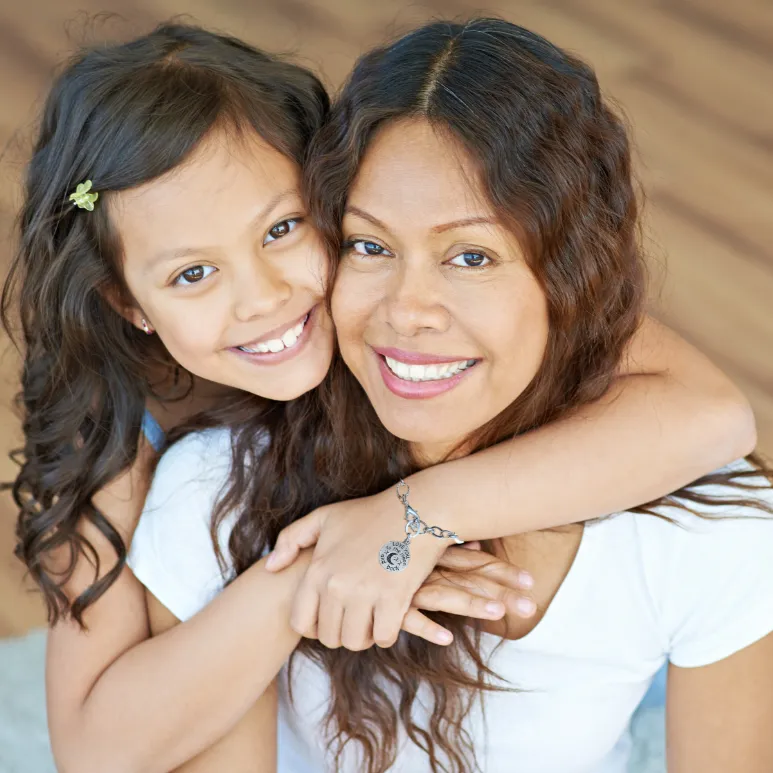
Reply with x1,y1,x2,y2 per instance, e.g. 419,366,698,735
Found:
396,479,464,544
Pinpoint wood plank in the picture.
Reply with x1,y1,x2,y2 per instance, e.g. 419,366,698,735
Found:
556,0,773,131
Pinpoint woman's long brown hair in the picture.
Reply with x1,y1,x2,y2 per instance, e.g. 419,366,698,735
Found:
1,23,329,626
206,19,773,773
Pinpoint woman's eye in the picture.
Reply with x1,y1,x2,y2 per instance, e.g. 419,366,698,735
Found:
448,251,491,268
173,265,216,286
264,218,301,244
350,240,390,257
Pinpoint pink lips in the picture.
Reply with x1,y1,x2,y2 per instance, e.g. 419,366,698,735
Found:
371,346,478,400
372,347,473,365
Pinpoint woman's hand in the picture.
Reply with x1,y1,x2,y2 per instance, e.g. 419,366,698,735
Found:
397,544,536,648
265,494,534,649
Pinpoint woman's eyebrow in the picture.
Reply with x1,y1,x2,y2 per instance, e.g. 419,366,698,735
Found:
345,206,495,234
344,205,389,232
431,216,496,233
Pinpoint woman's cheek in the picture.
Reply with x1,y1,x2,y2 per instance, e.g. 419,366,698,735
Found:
331,271,369,339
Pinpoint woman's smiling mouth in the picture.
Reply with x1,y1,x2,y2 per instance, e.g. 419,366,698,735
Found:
372,346,479,399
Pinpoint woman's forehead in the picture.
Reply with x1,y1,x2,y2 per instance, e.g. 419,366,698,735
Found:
347,120,492,227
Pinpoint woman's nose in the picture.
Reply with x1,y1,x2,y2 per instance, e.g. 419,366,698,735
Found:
383,262,451,338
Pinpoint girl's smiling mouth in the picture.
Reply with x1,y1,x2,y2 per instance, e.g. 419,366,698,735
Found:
230,305,317,364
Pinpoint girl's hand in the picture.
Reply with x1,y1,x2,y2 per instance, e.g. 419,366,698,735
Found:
265,494,533,649
397,545,537,648
266,492,445,648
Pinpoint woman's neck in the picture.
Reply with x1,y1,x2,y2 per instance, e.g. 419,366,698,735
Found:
411,439,469,468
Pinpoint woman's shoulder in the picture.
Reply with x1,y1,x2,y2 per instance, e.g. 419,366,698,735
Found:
627,458,773,537
605,459,773,668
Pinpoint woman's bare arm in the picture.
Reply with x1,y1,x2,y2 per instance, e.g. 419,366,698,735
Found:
667,633,773,772
403,315,756,537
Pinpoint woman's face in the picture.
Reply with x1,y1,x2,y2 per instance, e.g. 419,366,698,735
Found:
332,119,549,460
113,129,333,401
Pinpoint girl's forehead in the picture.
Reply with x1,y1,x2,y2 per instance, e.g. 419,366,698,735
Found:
111,132,304,269
115,132,297,211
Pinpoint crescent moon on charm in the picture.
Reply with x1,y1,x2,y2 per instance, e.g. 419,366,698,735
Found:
379,540,410,572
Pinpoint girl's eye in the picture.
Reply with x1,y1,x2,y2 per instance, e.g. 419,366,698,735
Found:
173,265,216,286
448,251,491,269
264,218,301,245
348,240,391,257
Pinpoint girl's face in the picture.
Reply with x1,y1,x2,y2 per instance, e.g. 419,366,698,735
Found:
332,119,549,461
113,129,333,401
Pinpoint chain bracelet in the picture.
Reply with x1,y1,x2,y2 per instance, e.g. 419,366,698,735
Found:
396,479,464,543
378,480,464,573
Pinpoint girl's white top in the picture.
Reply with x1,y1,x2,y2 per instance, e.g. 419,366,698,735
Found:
128,428,773,773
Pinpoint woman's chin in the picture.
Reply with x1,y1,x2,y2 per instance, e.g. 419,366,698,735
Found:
371,411,464,457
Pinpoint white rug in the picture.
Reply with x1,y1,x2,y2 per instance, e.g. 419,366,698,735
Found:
0,631,54,773
0,630,666,773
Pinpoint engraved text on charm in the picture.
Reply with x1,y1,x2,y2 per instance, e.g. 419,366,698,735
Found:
379,540,410,572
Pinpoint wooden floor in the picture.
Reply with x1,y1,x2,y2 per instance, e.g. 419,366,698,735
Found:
1,0,772,636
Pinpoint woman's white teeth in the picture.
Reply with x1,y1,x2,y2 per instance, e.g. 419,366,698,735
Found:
384,356,475,382
238,316,307,354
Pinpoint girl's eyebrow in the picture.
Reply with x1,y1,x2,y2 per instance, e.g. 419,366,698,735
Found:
345,205,495,235
146,188,299,269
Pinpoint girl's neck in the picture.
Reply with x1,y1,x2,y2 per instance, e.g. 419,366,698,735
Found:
147,371,237,433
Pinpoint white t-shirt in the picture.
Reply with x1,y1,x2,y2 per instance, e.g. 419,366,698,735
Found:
128,428,773,773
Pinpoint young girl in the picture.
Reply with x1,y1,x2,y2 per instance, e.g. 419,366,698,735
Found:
128,18,773,773
1,22,754,773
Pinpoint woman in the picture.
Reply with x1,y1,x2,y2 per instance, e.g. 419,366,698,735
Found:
129,18,773,772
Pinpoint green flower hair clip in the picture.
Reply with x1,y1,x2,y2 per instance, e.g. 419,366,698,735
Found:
69,180,99,211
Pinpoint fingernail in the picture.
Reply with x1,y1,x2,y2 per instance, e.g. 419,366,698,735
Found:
265,552,278,569
518,571,534,589
485,601,504,616
516,598,536,617
436,631,453,644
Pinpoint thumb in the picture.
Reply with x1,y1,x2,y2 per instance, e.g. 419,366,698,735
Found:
265,511,324,572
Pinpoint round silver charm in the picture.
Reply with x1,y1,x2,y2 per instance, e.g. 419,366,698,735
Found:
379,540,410,572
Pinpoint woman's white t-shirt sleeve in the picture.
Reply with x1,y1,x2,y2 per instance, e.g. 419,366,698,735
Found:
638,481,773,669
127,428,236,622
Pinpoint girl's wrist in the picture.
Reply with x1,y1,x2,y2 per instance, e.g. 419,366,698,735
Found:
254,548,312,602
398,466,465,540
377,477,461,570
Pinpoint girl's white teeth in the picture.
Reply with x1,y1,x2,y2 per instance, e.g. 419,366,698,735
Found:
238,316,307,354
384,356,475,382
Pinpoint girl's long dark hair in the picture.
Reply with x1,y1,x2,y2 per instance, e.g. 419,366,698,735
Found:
1,23,328,625
206,19,773,773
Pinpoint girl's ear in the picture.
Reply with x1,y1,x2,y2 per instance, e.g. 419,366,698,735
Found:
101,284,152,333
